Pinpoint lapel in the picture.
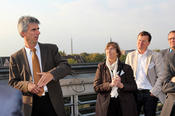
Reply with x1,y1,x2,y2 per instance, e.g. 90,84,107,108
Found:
104,62,112,82
117,60,123,76
21,48,32,81
145,50,152,75
132,51,138,78
104,60,123,81
38,43,46,72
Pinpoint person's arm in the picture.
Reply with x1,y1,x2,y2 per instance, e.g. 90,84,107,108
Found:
37,45,71,87
93,63,111,93
8,56,30,94
49,45,71,81
118,64,137,92
150,53,167,96
125,54,130,65
162,61,175,93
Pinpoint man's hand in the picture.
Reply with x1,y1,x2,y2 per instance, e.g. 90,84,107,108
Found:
28,82,42,94
171,76,175,83
37,72,54,88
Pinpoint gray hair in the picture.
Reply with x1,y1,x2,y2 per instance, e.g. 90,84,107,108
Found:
17,16,40,37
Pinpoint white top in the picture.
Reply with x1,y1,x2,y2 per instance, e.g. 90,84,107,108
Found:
136,50,152,90
106,59,119,98
25,43,48,94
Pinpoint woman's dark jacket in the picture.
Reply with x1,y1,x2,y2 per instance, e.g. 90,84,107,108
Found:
94,60,138,116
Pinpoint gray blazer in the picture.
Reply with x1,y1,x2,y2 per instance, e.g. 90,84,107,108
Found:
9,43,71,116
125,49,166,103
160,49,175,116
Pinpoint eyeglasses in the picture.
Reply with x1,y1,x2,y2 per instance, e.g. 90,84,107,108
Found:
168,38,175,40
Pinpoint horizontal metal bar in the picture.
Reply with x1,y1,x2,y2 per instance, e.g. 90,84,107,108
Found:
64,103,74,107
79,112,96,116
78,100,96,105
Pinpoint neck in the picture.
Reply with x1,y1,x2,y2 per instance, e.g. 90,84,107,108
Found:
108,58,117,65
24,42,37,49
171,47,175,50
138,49,146,54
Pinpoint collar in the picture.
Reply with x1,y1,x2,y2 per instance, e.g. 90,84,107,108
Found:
25,43,40,54
106,58,118,67
169,48,173,52
136,49,148,56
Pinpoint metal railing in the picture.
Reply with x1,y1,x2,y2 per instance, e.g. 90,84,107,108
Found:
0,65,163,116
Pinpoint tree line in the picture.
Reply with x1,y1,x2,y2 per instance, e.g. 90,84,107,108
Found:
59,51,127,64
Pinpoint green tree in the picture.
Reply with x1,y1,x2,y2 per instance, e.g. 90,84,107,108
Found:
59,51,66,56
67,58,78,64
120,55,127,62
153,49,160,52
85,53,105,63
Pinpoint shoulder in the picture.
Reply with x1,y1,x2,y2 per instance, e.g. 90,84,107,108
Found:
127,50,136,56
119,61,132,71
39,43,58,49
151,51,162,58
96,62,106,73
160,48,169,53
10,48,24,59
147,49,160,57
39,43,59,53
97,62,105,68
160,48,170,57
122,62,132,71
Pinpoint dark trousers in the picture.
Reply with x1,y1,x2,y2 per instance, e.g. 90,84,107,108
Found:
170,102,175,116
107,97,122,116
31,92,57,116
136,90,158,116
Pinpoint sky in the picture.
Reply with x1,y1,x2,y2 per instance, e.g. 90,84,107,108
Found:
0,0,175,56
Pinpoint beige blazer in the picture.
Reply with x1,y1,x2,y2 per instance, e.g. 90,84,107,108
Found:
9,43,71,116
125,49,166,103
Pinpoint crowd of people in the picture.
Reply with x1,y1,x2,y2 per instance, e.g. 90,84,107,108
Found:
5,15,175,116
94,31,175,116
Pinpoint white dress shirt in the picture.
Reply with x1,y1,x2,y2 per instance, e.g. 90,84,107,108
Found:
136,50,152,90
25,43,48,94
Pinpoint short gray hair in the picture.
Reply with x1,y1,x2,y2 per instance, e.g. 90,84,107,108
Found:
17,16,40,37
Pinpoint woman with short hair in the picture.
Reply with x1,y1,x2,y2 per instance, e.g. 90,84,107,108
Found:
94,42,138,116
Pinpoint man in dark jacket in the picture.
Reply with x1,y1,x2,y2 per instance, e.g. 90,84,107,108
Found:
9,16,71,116
160,30,175,116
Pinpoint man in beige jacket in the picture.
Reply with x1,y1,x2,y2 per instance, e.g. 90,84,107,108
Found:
125,31,165,116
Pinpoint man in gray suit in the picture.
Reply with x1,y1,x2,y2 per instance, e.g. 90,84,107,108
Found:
125,31,166,116
9,16,71,116
160,30,175,116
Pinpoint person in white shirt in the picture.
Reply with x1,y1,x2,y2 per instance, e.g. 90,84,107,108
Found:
125,31,166,116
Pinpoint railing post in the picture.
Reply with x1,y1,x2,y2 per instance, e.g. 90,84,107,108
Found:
73,95,79,116
70,95,74,116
